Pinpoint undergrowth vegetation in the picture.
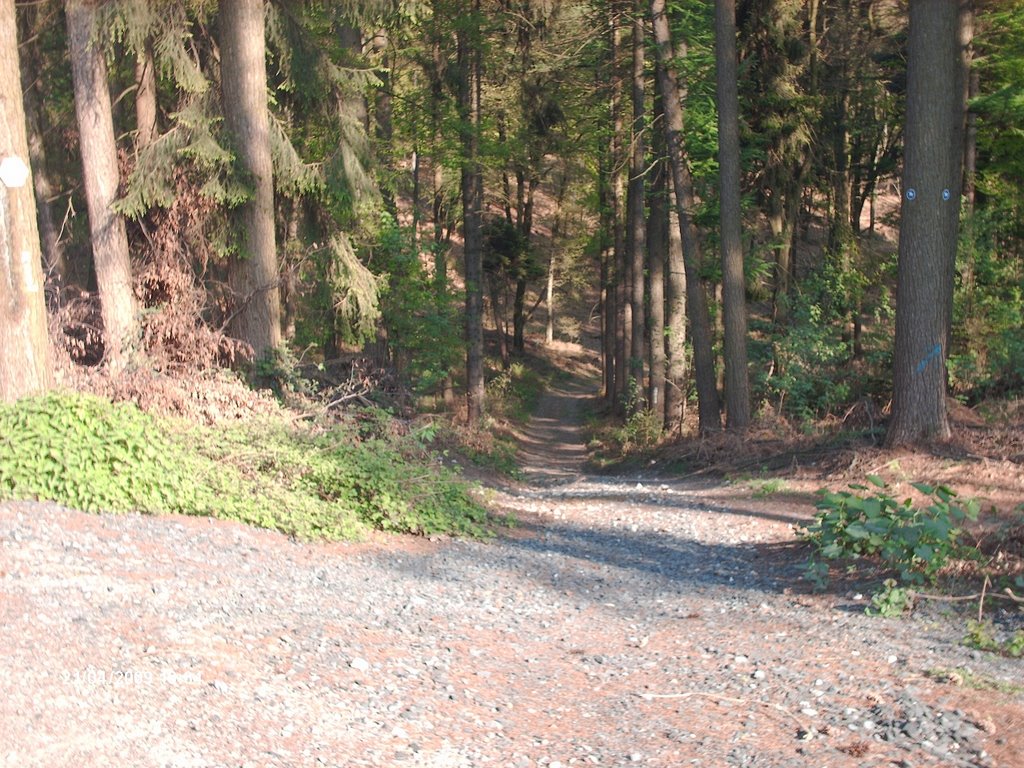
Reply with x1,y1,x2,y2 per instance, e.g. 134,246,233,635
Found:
801,476,1024,641
0,392,492,540
801,475,982,590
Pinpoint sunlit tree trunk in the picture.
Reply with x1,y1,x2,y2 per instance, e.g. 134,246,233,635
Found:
219,0,282,359
512,176,537,352
646,101,668,434
650,0,721,434
17,5,64,288
627,8,647,406
610,12,627,414
67,0,138,367
0,0,50,401
134,40,158,150
715,0,751,429
599,151,616,402
664,182,687,432
886,0,965,447
458,0,485,422
960,0,976,213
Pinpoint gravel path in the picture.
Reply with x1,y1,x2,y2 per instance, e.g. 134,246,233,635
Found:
2,380,1022,767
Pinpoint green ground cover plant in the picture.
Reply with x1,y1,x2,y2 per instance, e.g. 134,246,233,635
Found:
801,475,981,591
0,391,490,540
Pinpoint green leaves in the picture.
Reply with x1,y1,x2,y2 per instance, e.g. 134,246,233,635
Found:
800,477,981,593
0,392,492,541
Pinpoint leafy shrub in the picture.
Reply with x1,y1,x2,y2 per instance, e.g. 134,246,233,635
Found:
761,302,852,423
0,392,490,540
375,218,463,395
801,475,980,589
950,208,1024,399
866,578,914,617
0,392,220,516
487,361,545,425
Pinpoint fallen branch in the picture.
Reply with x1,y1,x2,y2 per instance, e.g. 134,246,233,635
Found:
910,585,1023,608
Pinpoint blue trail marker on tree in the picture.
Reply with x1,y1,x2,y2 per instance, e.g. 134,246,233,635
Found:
915,343,942,374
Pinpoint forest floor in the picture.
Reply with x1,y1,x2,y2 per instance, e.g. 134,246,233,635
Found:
2,358,1024,767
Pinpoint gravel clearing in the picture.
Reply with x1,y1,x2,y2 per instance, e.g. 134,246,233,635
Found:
1,381,1022,767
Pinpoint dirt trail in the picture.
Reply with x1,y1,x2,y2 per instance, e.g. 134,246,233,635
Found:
1,376,1023,767
515,376,595,485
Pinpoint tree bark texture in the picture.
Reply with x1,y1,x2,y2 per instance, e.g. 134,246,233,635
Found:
714,0,751,429
646,124,668,433
18,5,64,286
0,0,50,401
886,0,965,447
219,0,282,359
650,0,721,433
67,0,138,367
627,9,646,402
135,41,158,150
609,14,627,414
458,1,485,422
664,181,687,432
960,0,976,213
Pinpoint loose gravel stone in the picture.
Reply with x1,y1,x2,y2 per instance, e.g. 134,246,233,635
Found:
1,380,1022,767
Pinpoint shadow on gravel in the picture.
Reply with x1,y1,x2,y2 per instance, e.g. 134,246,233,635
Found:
496,518,808,594
505,484,810,528
386,517,816,610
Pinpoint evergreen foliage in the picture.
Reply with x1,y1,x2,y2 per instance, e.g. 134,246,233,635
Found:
11,0,1024,440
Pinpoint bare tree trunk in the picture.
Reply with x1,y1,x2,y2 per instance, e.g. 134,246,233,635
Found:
458,0,485,422
627,8,647,406
960,0,976,214
0,0,50,401
134,40,158,150
715,0,751,429
18,5,64,288
886,0,964,447
219,0,282,359
599,151,615,402
650,0,721,434
646,109,668,434
664,182,687,432
67,0,138,367
545,258,555,344
609,13,627,414
512,176,536,352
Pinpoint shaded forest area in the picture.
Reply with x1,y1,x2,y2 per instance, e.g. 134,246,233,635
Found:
1,0,1023,465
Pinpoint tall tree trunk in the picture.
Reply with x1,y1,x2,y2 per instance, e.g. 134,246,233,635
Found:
512,176,536,352
766,165,802,326
67,0,137,367
0,0,50,401
715,0,751,430
627,8,647,405
18,6,65,288
371,29,397,218
885,0,965,447
960,0,976,213
458,0,485,422
664,181,687,432
646,103,668,434
134,40,158,150
650,0,721,434
609,12,627,414
599,150,615,402
219,0,281,359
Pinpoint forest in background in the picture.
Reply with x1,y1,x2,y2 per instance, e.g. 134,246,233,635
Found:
0,0,1022,454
